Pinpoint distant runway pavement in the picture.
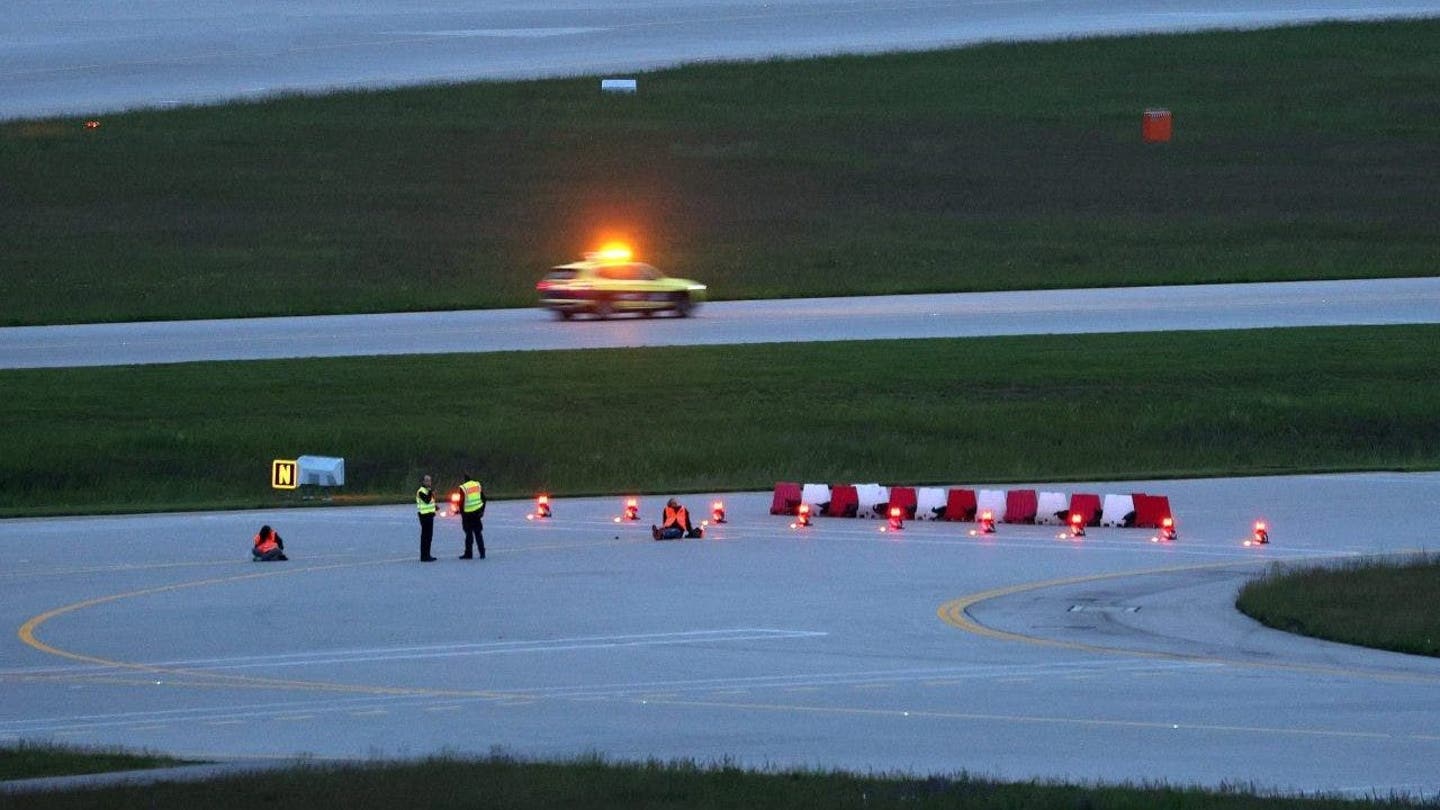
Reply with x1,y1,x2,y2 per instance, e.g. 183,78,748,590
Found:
2,278,1438,369
5,0,1439,120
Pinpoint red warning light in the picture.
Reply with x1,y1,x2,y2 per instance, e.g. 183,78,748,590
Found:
621,497,639,522
884,505,904,532
448,490,463,516
533,494,551,519
974,509,996,535
790,503,812,529
711,500,727,524
1246,520,1270,546
1153,516,1177,543
83,120,101,130
1068,511,1086,538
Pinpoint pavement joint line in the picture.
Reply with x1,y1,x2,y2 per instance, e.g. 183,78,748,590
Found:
936,553,1440,685
633,697,1440,743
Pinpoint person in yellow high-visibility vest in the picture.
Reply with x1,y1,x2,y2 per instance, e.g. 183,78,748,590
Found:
416,473,437,562
458,471,486,559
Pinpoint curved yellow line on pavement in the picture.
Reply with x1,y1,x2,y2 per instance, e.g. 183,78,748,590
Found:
16,538,631,698
936,556,1440,684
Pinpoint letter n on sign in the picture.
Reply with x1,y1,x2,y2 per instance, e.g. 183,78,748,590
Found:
272,459,298,490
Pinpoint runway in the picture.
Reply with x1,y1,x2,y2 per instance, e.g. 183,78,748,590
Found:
3,277,1439,369
4,474,1439,796
6,0,1440,120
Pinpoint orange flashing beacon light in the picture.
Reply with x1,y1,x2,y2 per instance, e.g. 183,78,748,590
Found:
790,503,813,530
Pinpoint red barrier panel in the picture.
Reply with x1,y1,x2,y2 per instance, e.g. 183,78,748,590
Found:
771,482,802,515
944,488,977,521
1068,493,1101,526
1004,489,1038,524
888,486,917,518
1131,493,1171,528
826,485,859,518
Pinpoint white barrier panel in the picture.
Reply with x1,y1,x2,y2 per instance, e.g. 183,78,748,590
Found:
854,484,889,519
1101,494,1134,527
1036,491,1068,525
916,487,947,520
801,483,831,509
601,78,637,93
977,489,1006,521
297,455,344,487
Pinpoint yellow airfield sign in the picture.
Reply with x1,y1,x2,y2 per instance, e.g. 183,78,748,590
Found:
271,459,298,490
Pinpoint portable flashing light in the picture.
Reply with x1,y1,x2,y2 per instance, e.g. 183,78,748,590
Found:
882,505,905,532
1245,520,1270,547
790,503,812,529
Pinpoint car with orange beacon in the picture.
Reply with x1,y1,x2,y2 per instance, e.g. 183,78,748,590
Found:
535,244,707,320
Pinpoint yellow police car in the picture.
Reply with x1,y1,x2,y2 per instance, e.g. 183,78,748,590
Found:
535,245,707,320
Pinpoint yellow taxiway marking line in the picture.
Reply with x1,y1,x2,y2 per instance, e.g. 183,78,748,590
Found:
935,554,1440,685
13,546,617,699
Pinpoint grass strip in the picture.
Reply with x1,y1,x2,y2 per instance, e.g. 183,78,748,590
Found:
1237,554,1440,658
0,741,186,782
2,20,1438,325
2,753,1430,808
1,325,1438,517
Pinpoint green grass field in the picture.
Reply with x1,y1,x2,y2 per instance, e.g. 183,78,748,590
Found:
1,20,1437,325
1,325,1436,517
0,741,184,782
1237,554,1440,657
1,752,1430,808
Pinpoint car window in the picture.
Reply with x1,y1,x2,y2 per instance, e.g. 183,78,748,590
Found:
544,269,578,281
634,264,662,281
596,265,628,280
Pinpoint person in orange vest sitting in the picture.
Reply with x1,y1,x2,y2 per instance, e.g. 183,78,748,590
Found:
252,525,288,561
653,498,703,540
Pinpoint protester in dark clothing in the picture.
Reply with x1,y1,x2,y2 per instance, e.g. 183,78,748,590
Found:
653,498,703,540
252,525,287,561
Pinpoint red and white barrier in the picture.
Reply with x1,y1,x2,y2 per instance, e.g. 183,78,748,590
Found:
1100,494,1134,527
977,489,1007,524
774,482,1172,536
916,487,947,520
1036,491,1068,525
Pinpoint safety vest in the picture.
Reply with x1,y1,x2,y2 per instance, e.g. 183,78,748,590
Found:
461,480,484,513
253,532,279,555
416,486,436,515
662,505,688,529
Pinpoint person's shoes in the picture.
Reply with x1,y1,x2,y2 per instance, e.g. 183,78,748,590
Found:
651,525,661,540
421,556,437,562
459,554,473,559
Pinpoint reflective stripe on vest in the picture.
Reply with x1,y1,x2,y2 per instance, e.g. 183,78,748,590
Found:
663,505,687,528
461,480,484,513
416,486,436,515
254,533,278,554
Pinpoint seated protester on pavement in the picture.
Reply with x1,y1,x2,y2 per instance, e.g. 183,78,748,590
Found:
653,498,703,540
252,525,288,561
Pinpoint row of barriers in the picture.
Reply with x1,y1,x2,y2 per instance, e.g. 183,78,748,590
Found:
770,482,1172,529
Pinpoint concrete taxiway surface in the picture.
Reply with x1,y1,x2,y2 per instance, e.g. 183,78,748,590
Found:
6,0,1439,121
3,277,1439,369
4,473,1439,796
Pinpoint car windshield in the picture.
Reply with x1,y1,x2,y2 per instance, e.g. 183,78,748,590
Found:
544,269,578,281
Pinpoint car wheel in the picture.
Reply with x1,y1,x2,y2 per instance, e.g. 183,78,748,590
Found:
553,309,573,321
673,293,693,318
594,298,613,320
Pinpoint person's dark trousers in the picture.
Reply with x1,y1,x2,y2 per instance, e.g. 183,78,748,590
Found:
462,513,485,559
418,513,435,560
